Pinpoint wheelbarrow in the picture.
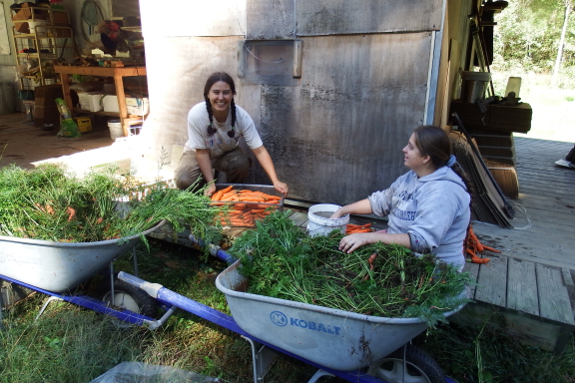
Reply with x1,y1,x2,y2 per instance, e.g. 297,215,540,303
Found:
114,234,467,383
0,220,165,324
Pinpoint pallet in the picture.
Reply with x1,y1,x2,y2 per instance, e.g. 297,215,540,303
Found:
455,255,575,353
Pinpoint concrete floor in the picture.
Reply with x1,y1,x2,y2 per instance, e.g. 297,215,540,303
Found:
0,112,114,169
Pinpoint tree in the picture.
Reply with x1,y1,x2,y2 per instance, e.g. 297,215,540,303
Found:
551,0,573,85
493,0,572,76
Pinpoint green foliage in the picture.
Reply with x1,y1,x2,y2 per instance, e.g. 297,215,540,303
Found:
0,308,144,383
0,164,223,250
228,210,471,328
493,0,575,74
420,320,575,383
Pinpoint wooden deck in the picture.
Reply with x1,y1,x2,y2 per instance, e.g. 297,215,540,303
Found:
455,136,575,353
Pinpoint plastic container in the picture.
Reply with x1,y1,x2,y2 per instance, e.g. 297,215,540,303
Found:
126,97,149,116
460,71,491,103
77,92,103,112
28,20,47,36
108,119,123,140
306,203,349,237
102,95,119,112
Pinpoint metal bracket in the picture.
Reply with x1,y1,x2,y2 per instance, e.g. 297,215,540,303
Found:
307,369,335,383
476,96,494,114
243,336,279,382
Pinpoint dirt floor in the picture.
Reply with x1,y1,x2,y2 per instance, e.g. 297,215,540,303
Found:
0,112,115,169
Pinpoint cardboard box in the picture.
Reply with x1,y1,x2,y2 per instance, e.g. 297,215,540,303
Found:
12,3,47,33
33,106,60,128
53,26,72,38
51,10,69,25
34,84,63,108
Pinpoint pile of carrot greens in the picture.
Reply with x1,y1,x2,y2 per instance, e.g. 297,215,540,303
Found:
0,164,222,247
228,210,472,327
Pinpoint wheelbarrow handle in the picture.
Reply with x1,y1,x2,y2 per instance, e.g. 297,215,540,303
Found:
118,271,163,298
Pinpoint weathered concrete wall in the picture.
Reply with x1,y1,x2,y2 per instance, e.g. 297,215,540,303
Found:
140,0,449,205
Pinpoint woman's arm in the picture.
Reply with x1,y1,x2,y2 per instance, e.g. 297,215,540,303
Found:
331,198,373,218
251,145,288,195
196,149,216,196
339,232,411,254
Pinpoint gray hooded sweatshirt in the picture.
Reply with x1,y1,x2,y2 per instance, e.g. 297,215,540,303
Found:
368,166,470,271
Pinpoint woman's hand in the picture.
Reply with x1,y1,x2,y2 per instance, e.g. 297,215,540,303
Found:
204,183,217,197
339,233,370,254
340,231,411,253
330,208,345,218
273,180,288,196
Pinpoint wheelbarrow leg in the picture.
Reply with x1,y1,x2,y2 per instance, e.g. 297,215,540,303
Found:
243,336,279,383
132,247,139,277
307,369,335,383
35,296,63,321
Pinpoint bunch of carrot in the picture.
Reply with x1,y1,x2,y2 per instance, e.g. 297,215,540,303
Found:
466,226,500,264
345,223,374,234
210,185,283,227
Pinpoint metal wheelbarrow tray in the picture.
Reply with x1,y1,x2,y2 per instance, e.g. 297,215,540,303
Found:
216,259,467,372
0,221,165,293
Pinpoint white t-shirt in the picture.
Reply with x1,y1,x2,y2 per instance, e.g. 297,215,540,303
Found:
184,102,264,158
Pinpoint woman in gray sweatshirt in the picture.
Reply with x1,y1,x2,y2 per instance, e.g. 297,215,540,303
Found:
332,125,472,271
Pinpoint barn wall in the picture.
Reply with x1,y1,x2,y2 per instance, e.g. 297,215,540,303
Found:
140,0,461,205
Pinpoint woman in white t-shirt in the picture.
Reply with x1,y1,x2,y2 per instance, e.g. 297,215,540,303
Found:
175,72,288,197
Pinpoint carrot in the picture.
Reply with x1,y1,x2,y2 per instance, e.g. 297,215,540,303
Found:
66,206,76,222
467,227,484,252
218,185,234,195
482,245,501,253
472,255,490,264
346,223,373,234
210,190,225,201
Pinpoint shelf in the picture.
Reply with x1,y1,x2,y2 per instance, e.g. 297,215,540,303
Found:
11,7,77,89
73,108,120,118
17,53,57,59
55,65,149,137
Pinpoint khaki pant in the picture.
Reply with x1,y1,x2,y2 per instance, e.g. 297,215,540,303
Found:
174,147,252,190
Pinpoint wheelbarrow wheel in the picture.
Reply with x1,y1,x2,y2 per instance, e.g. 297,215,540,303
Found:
96,274,157,319
367,344,445,383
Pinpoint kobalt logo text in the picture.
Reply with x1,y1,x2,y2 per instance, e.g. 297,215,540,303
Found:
269,311,341,335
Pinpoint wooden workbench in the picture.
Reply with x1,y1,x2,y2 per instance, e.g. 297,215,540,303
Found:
54,65,147,137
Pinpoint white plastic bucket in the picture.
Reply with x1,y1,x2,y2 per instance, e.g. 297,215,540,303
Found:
108,119,123,140
460,71,491,103
306,203,350,237
28,20,47,36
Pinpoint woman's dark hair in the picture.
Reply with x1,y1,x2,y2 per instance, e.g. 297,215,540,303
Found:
203,72,237,131
414,125,474,249
413,125,473,201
